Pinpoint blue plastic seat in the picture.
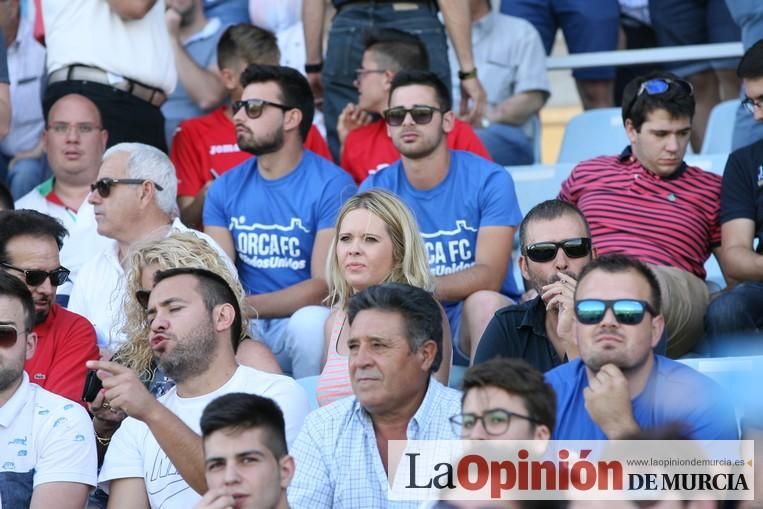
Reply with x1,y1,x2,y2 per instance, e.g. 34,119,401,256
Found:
557,108,630,164
296,375,320,410
700,100,738,154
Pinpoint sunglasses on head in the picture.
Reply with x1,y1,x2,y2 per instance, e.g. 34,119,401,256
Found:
0,324,26,349
624,78,694,119
383,105,442,126
575,299,657,326
1,263,70,287
90,178,164,198
135,289,151,310
232,98,293,119
524,237,591,263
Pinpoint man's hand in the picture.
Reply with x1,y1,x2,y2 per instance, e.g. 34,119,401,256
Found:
193,488,236,509
584,364,640,438
337,103,372,144
88,389,128,430
86,360,159,423
307,72,323,110
459,77,487,126
164,3,182,38
542,272,579,356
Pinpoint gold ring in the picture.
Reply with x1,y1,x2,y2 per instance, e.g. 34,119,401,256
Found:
102,401,111,410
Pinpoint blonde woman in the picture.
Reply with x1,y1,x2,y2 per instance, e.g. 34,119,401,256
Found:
316,190,452,407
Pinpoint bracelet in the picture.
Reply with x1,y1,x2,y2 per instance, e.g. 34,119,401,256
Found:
304,62,323,74
458,68,478,81
94,431,111,446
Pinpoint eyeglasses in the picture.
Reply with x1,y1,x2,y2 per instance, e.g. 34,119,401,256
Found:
47,122,103,136
354,68,386,81
575,299,657,326
1,263,71,287
383,105,443,126
90,177,164,198
231,98,293,119
624,78,694,119
0,324,26,349
135,289,151,310
449,409,540,437
742,97,763,113
524,237,591,263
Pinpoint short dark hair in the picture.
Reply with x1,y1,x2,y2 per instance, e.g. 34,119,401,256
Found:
462,358,556,433
0,183,14,211
575,254,662,313
0,210,68,265
200,392,288,458
217,24,280,69
621,71,695,131
347,282,443,373
363,28,429,71
0,271,35,331
518,199,591,251
239,64,314,141
389,69,452,112
153,267,243,352
738,39,763,80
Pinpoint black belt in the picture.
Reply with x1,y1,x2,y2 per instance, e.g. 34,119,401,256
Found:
48,65,167,107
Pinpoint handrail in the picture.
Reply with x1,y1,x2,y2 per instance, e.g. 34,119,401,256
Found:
547,42,744,70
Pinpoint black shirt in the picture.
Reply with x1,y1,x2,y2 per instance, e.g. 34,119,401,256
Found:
473,296,564,373
720,138,763,253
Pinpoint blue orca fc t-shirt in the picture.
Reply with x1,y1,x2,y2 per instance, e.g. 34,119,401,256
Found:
545,356,739,440
203,150,356,295
359,150,523,300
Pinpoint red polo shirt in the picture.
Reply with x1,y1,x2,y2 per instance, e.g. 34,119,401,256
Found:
25,303,99,405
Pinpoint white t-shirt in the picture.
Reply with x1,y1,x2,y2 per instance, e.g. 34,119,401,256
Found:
99,365,309,509
42,0,177,93
0,374,97,508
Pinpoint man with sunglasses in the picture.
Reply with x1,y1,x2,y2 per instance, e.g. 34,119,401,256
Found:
0,271,97,508
0,209,99,404
339,28,489,183
559,72,723,359
204,64,355,378
473,200,594,372
546,255,737,441
361,70,521,365
704,40,763,345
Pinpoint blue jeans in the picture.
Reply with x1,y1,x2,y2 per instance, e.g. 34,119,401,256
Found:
322,3,451,160
704,281,763,348
476,123,534,166
6,154,51,200
202,0,249,25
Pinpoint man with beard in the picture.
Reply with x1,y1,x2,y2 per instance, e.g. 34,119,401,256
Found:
473,200,594,372
359,70,521,364
0,209,98,403
546,254,737,440
0,272,97,508
204,64,355,378
162,0,228,147
92,267,309,509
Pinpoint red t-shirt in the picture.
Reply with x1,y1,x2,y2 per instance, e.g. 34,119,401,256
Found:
340,118,491,183
171,106,333,197
25,304,99,405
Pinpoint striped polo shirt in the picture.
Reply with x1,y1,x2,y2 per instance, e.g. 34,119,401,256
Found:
558,149,721,279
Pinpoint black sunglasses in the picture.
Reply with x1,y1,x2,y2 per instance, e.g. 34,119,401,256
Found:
232,98,293,119
449,409,540,437
383,105,443,126
135,289,151,310
575,299,657,326
624,78,694,120
0,324,26,349
524,237,591,263
90,178,164,198
1,262,71,287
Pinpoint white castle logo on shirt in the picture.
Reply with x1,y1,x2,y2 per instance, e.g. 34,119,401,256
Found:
421,220,477,275
230,217,309,271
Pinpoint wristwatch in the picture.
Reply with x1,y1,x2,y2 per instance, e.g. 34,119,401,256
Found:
305,62,323,74
458,68,478,81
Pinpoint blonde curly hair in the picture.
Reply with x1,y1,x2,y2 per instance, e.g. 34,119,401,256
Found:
113,232,249,381
325,189,434,308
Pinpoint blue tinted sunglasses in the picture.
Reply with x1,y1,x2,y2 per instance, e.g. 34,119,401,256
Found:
575,299,657,325
624,78,694,119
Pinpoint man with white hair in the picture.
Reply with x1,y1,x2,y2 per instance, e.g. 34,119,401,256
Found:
68,142,230,350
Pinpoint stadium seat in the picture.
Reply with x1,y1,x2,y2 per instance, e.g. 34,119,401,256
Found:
685,153,729,176
700,100,738,154
506,163,576,217
530,115,542,163
296,375,320,410
557,108,630,164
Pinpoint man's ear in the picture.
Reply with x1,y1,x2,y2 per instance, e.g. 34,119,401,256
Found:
518,254,530,282
624,118,638,144
418,339,437,372
25,331,38,360
280,454,296,488
650,313,665,349
284,108,303,135
533,424,551,441
442,110,455,134
213,302,236,333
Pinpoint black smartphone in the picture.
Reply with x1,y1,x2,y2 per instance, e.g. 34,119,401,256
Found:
81,370,103,403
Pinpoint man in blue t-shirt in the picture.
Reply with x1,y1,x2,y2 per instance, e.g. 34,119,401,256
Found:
359,70,522,364
546,254,738,440
204,64,356,378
